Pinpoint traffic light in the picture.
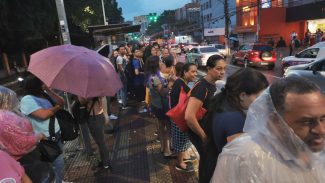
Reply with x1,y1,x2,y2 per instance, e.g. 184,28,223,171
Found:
148,13,158,23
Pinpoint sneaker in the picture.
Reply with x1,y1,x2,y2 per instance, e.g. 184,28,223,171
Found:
138,108,147,113
93,166,111,176
175,163,195,172
122,106,130,110
118,99,122,104
109,114,118,120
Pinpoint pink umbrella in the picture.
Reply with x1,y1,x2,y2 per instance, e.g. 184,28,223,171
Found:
28,44,122,98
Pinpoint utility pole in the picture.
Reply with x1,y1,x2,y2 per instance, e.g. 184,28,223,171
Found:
224,0,230,56
101,0,108,25
55,0,71,44
256,0,261,42
55,0,71,112
201,14,204,42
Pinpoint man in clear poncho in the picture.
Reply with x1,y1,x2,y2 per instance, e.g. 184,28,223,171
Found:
211,77,325,183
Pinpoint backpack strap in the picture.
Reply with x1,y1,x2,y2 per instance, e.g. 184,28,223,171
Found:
43,92,56,106
49,115,56,141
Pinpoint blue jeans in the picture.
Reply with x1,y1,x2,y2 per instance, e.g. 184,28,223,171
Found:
118,73,128,106
51,133,64,183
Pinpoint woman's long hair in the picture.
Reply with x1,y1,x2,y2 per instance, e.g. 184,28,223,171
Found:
204,68,269,147
24,74,44,97
144,56,161,85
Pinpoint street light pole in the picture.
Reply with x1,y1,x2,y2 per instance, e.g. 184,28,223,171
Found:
256,0,261,42
55,0,71,112
101,0,108,25
55,0,71,44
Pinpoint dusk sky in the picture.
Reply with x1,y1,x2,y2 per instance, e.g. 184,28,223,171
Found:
117,0,191,21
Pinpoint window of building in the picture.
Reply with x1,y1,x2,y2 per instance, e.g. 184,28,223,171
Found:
209,0,212,8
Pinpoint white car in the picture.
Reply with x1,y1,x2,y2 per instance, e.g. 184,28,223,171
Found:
281,43,325,72
284,58,325,94
209,44,227,57
187,46,222,66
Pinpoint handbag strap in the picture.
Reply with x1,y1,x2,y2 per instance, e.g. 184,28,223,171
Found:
49,115,56,141
43,92,56,106
87,99,96,117
187,81,208,100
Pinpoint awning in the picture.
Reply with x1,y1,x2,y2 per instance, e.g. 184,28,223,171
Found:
88,24,141,36
286,1,325,22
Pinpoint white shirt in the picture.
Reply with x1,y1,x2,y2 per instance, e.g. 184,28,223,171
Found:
211,134,325,183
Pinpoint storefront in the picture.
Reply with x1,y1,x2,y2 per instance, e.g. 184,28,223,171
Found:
307,19,325,33
286,1,325,44
203,28,225,43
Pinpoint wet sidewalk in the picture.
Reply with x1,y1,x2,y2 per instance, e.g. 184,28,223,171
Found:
63,100,199,183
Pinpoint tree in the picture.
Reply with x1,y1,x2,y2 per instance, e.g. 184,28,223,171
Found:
105,0,124,24
146,10,176,36
0,0,59,54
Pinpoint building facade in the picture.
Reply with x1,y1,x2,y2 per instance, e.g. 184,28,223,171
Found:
235,0,325,45
175,2,201,41
133,15,149,34
199,0,236,43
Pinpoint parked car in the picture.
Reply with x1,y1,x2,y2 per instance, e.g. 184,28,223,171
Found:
187,46,222,66
281,45,325,73
284,58,325,93
231,43,276,70
209,44,227,57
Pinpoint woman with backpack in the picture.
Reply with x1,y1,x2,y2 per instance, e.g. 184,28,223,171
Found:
78,96,111,174
0,86,55,183
20,74,65,183
145,56,175,157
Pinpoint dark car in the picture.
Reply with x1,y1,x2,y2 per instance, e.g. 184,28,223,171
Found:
231,43,277,70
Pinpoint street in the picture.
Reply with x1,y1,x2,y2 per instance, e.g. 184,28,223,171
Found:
193,56,283,84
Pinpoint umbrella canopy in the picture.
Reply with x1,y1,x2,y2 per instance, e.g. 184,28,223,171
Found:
28,44,122,98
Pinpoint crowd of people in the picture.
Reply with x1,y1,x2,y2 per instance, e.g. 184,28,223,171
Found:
0,41,324,183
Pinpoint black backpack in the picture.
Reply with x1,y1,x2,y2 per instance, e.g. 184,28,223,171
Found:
44,93,79,141
55,109,79,141
125,59,135,82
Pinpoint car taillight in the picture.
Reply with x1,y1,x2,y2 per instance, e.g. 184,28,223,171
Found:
250,51,259,56
272,51,276,57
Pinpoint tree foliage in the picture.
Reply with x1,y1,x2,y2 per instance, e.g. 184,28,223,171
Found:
0,0,124,53
0,0,59,54
146,10,176,37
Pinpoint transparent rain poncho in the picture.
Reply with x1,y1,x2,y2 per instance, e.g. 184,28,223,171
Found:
211,89,325,183
0,86,38,159
0,86,19,111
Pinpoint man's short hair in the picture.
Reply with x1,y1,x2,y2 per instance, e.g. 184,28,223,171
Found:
164,56,174,67
118,44,126,50
269,77,320,114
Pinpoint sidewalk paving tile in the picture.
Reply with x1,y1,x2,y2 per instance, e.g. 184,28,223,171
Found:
63,101,198,183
